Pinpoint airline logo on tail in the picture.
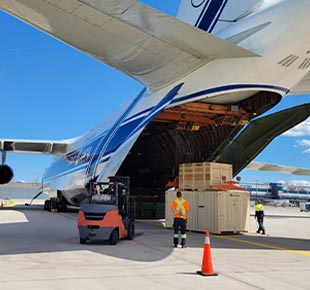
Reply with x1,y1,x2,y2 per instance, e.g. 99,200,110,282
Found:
178,0,261,34
193,0,228,32
178,0,228,33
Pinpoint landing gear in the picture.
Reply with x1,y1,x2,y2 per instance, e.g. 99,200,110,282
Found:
44,198,58,212
44,191,68,212
44,199,51,211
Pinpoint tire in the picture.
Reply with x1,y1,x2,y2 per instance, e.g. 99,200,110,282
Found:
80,238,86,244
58,199,67,212
45,200,51,212
109,229,118,245
51,199,58,212
44,200,48,210
126,222,135,240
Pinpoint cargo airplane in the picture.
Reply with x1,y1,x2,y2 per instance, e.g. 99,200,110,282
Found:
0,0,310,213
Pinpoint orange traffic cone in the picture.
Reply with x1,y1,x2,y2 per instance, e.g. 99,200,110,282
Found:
197,231,218,276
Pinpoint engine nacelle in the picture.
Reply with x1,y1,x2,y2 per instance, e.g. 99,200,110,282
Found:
0,165,14,184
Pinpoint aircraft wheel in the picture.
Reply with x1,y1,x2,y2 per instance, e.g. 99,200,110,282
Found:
44,200,48,210
80,238,86,244
44,200,51,211
109,229,118,245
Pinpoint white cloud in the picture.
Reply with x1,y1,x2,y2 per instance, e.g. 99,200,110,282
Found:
296,139,310,153
297,139,310,146
283,118,310,137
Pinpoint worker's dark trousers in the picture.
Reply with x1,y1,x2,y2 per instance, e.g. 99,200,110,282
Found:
257,218,265,234
173,218,186,246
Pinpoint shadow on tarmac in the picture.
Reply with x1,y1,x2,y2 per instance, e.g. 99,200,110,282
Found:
0,205,309,261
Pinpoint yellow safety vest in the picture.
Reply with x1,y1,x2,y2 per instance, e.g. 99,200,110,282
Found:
255,204,264,211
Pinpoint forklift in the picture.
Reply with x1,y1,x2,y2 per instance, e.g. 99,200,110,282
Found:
78,176,135,245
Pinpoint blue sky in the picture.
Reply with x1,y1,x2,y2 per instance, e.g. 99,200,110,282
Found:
0,0,309,185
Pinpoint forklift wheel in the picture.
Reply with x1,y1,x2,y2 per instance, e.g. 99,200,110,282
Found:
126,222,135,240
109,229,118,245
80,238,86,244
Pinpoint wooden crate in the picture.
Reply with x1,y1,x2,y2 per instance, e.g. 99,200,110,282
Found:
165,190,249,234
179,162,232,191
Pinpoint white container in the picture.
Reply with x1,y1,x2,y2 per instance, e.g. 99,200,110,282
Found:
165,190,250,234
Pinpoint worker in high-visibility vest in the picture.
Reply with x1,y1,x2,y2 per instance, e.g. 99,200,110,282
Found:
170,191,190,248
255,200,265,235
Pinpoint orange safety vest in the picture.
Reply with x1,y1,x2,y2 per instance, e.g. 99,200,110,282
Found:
170,197,189,220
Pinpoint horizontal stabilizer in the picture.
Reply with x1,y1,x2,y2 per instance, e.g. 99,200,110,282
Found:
0,139,68,155
246,162,310,176
0,0,258,91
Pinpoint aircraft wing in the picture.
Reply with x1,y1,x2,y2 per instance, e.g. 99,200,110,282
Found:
0,139,68,155
0,0,257,91
289,71,310,95
246,162,310,176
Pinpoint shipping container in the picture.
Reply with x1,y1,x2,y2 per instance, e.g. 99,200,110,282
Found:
165,190,250,234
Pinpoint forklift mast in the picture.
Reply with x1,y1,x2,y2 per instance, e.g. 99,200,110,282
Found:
90,176,131,218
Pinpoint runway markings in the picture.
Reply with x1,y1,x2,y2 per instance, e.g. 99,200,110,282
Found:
213,235,310,257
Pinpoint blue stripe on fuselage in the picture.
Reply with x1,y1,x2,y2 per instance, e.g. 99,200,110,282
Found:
171,84,289,105
128,83,185,139
86,87,147,180
44,83,289,182
124,107,153,124
44,117,143,180
44,84,184,183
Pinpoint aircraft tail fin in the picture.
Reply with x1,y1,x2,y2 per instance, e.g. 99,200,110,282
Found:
177,0,262,34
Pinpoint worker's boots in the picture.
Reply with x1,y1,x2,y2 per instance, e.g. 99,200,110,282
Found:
181,238,186,248
174,237,179,247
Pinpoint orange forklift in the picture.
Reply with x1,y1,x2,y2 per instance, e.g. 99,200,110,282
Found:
78,176,134,245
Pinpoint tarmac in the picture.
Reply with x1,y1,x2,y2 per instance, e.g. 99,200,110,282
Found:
0,200,309,290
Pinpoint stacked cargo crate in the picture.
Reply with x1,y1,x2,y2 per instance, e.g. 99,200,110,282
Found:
165,162,250,234
178,162,233,191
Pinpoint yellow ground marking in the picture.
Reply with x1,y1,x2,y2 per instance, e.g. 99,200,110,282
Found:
1,201,16,208
212,235,310,257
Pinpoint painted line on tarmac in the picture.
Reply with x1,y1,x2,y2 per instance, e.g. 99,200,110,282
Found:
0,201,16,208
213,235,310,257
